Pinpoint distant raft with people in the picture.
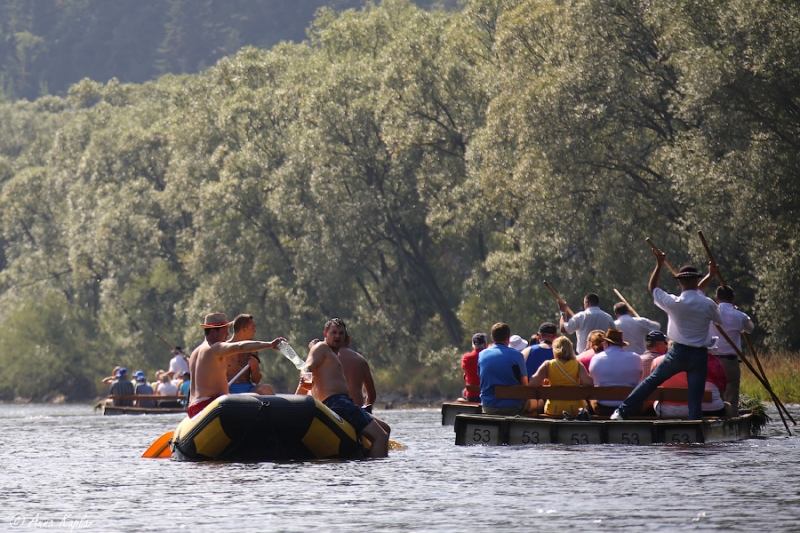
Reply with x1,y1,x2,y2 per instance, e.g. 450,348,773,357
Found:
169,393,366,461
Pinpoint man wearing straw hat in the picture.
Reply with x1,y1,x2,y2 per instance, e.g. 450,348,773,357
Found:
611,252,721,421
187,312,285,418
588,329,643,416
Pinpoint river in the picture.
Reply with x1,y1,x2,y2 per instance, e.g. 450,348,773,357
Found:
1,403,798,532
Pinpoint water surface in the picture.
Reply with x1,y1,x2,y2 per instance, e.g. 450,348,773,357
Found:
1,403,798,532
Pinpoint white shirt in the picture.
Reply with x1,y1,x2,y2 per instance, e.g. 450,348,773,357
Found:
563,306,615,352
614,314,660,355
169,355,189,376
589,345,643,407
653,287,722,348
158,382,178,396
709,302,754,354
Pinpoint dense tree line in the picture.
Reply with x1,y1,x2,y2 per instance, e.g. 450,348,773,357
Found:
0,0,458,101
0,0,797,401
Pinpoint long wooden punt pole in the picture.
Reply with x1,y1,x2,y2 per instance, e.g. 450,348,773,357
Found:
698,230,795,426
544,281,575,317
646,238,681,277
714,325,792,434
613,288,640,318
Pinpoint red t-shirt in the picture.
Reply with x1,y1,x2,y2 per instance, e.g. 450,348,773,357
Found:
461,349,481,399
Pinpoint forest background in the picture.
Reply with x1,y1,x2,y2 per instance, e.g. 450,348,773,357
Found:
0,0,798,402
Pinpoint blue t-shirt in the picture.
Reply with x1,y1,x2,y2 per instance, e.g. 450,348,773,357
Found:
478,344,526,408
525,345,554,378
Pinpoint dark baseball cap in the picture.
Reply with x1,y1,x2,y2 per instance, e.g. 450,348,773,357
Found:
645,330,667,343
472,333,487,346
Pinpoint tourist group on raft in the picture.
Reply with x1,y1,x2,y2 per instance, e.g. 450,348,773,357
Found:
460,250,754,422
106,312,390,457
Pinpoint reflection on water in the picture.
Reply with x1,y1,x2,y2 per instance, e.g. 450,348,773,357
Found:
0,403,798,532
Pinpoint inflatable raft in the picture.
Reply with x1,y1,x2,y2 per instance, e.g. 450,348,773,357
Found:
170,394,365,461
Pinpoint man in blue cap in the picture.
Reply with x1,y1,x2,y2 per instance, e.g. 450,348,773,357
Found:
134,372,155,408
109,368,135,406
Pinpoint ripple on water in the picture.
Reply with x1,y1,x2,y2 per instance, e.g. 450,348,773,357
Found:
0,405,798,532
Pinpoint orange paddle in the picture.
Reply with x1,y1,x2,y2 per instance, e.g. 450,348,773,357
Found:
142,431,174,458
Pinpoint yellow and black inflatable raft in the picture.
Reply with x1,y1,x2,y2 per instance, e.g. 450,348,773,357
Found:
170,394,365,461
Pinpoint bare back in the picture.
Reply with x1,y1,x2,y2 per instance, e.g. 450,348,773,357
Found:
306,342,350,402
338,347,375,406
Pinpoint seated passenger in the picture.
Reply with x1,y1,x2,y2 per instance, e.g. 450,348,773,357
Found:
588,329,643,416
522,322,558,379
577,330,606,371
102,366,122,385
509,334,528,352
178,371,191,406
460,333,487,403
109,368,134,406
529,336,593,417
652,352,727,418
134,374,156,408
479,323,530,415
157,373,181,407
639,330,668,381
225,314,275,395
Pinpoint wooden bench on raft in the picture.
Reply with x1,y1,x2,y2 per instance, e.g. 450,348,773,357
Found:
108,395,186,402
495,386,711,406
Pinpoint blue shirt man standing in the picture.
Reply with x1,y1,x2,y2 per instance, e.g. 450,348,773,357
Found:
479,322,528,415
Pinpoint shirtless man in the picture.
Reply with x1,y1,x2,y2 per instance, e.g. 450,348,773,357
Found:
297,318,389,458
188,312,285,418
225,314,275,395
307,334,377,407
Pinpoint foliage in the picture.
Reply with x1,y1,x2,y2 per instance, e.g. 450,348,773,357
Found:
0,0,460,101
0,0,798,400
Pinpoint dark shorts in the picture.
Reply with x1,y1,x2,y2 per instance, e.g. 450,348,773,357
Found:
323,393,373,433
229,382,256,394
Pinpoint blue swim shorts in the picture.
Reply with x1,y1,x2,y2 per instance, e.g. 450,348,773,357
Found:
323,393,373,432
228,382,256,394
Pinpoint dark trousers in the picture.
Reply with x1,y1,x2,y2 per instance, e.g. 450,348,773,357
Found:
617,343,708,420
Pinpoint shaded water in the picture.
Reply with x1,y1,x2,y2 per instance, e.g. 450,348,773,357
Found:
1,403,798,532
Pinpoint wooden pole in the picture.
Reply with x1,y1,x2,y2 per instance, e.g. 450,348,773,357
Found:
714,325,792,434
698,230,795,426
645,238,680,277
543,281,574,317
613,288,640,318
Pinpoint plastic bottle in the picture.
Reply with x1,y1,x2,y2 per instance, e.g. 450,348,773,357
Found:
279,341,307,370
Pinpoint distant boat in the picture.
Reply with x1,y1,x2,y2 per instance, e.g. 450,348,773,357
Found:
99,394,187,415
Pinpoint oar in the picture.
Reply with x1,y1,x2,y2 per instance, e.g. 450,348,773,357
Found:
613,288,640,318
543,281,575,317
142,430,174,458
143,359,258,459
698,230,795,426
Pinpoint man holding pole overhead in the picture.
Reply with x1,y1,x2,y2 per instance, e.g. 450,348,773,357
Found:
612,251,721,421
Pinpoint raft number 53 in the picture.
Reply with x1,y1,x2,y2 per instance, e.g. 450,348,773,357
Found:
468,425,498,444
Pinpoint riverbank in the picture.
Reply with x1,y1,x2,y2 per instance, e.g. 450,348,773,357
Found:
740,350,800,403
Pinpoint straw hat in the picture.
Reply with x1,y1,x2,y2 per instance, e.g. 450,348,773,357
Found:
201,312,231,329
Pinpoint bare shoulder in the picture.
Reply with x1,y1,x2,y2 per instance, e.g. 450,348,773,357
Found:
309,341,334,359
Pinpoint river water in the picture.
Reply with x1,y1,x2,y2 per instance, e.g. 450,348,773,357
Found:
1,403,798,532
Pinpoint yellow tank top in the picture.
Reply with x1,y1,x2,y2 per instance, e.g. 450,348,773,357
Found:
544,359,587,417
